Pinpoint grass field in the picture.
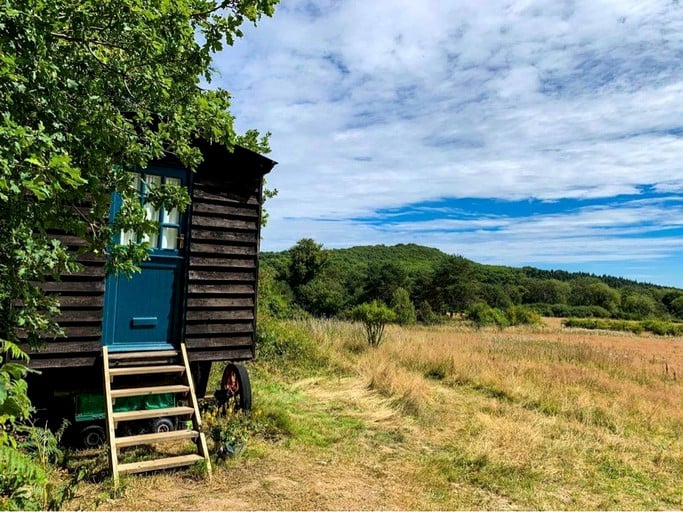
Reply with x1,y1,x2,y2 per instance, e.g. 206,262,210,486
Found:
67,319,683,510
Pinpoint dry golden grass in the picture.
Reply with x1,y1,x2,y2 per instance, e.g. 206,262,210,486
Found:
67,319,683,510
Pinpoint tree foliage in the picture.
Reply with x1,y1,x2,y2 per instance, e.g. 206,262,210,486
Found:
260,242,681,325
1,0,278,499
670,296,683,320
287,238,329,291
390,287,416,325
350,301,396,347
1,0,277,346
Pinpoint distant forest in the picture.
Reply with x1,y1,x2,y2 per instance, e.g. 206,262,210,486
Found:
259,240,683,324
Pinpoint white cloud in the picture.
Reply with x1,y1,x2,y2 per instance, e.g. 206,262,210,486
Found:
211,0,683,283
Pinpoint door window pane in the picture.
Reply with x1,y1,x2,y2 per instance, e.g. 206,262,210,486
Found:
164,177,180,224
144,201,160,222
141,230,159,248
161,227,178,250
131,173,142,193
120,229,136,245
145,174,161,191
165,206,179,225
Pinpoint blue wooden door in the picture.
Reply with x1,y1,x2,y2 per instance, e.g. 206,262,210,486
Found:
103,167,188,351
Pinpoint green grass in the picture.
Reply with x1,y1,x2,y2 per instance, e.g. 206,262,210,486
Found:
66,319,683,510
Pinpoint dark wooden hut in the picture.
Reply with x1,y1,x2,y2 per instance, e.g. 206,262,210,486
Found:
21,142,276,479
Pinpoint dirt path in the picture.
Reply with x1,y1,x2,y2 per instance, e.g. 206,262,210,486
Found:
68,377,426,510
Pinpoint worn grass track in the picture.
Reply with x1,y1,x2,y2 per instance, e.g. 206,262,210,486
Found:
67,319,683,510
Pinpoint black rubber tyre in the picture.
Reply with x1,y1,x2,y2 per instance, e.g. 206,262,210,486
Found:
80,424,106,448
220,363,252,411
150,417,175,433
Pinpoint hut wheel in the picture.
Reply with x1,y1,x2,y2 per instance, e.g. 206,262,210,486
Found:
219,363,252,412
80,424,106,448
150,417,175,433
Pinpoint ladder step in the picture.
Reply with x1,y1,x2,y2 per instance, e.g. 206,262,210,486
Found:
108,350,179,360
111,385,189,399
109,365,186,377
112,406,194,423
118,454,205,475
116,429,199,448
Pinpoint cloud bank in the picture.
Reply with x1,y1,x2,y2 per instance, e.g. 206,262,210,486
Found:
211,0,683,287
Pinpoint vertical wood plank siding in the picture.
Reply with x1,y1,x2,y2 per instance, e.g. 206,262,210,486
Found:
185,177,262,363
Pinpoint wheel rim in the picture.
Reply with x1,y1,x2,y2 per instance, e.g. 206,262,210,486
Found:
219,363,251,412
83,427,104,447
223,367,240,395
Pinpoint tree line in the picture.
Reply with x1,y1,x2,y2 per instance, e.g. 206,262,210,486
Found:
259,239,683,324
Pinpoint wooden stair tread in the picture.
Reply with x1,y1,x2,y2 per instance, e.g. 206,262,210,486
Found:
103,343,211,485
111,384,189,398
116,429,199,448
118,454,204,474
109,365,186,377
112,406,194,422
108,350,179,360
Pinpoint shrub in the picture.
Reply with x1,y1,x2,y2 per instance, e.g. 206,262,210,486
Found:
416,300,441,325
641,320,683,336
546,304,611,318
0,421,73,511
560,317,683,336
505,305,541,326
351,301,396,347
466,302,509,329
256,316,323,370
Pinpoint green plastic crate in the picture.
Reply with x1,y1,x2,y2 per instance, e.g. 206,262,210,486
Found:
74,393,175,423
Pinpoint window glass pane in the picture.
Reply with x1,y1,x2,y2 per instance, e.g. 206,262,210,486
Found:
141,230,158,248
161,227,178,250
144,201,160,222
165,206,179,225
164,177,181,224
145,174,161,192
120,229,136,245
131,173,142,193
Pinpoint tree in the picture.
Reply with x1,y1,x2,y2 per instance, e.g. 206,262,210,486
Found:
621,293,657,319
351,301,396,347
287,238,329,291
362,261,410,304
569,279,620,314
416,300,440,325
297,273,347,317
0,0,278,493
390,287,416,325
431,256,478,313
670,296,683,320
523,279,570,305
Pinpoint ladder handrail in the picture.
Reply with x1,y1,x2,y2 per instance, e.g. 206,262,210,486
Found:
180,343,212,478
102,346,120,486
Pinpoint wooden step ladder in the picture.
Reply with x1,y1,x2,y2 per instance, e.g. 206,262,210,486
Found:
102,344,211,486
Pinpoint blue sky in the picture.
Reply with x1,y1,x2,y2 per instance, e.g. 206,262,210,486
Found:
211,0,683,288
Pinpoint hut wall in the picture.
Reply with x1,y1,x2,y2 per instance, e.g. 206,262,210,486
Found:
23,144,274,370
21,233,106,368
184,172,262,363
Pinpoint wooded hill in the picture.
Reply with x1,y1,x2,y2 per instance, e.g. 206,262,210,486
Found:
259,240,683,323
